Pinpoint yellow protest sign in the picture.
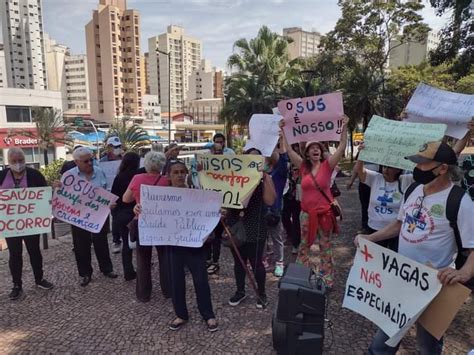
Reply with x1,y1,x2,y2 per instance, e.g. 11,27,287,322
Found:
197,154,264,209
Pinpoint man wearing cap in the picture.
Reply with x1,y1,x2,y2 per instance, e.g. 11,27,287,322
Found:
100,136,123,162
356,141,474,355
56,147,118,286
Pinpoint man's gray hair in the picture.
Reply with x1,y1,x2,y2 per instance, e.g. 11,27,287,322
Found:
73,147,93,160
447,164,462,182
144,151,166,174
7,147,25,161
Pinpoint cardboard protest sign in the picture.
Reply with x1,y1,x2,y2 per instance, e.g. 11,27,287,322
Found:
139,185,222,247
0,187,52,238
359,115,446,171
406,83,474,139
197,154,263,209
244,114,281,157
343,239,442,346
98,160,121,191
52,173,118,233
278,92,344,144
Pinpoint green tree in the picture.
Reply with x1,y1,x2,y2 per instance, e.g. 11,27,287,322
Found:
105,118,150,153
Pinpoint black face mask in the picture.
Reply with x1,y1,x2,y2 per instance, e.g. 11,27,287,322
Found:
413,165,441,185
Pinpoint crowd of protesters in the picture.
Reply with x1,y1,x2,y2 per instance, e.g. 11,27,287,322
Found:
2,114,473,354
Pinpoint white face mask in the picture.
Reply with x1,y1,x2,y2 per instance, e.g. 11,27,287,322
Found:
10,163,26,173
113,148,123,156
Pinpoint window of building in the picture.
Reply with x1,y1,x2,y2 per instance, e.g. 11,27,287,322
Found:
6,106,31,123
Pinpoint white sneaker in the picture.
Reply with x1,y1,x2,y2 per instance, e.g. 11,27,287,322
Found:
112,243,121,254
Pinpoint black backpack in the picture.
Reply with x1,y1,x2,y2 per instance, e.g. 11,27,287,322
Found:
404,182,473,289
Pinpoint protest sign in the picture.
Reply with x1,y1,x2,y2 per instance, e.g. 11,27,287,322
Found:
52,173,118,233
98,160,121,190
406,83,474,139
0,187,52,238
197,154,263,209
343,239,442,346
244,114,281,157
138,185,222,247
278,92,344,144
359,115,446,171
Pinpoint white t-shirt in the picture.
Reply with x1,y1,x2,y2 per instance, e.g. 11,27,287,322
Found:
365,171,413,231
397,184,474,269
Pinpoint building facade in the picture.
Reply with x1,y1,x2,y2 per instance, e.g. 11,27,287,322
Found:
0,44,6,88
186,59,224,102
185,98,223,125
0,87,66,166
388,31,440,69
85,0,143,122
64,54,90,117
148,25,202,112
44,33,68,99
283,27,321,60
0,0,47,89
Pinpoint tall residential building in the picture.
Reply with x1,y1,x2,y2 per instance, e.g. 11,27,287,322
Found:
186,59,224,102
388,31,440,69
283,27,321,60
64,54,90,115
148,25,202,112
144,52,150,94
44,34,68,97
85,0,143,122
0,44,6,88
0,0,47,89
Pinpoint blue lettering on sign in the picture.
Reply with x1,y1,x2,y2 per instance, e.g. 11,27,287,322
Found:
317,98,326,111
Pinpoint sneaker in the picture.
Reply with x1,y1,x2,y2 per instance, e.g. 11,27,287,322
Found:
273,263,284,277
206,318,219,333
112,243,121,254
291,247,298,255
256,294,269,309
9,286,23,300
228,292,247,306
36,279,54,290
207,263,219,275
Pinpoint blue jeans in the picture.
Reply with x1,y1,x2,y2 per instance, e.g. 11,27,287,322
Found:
369,323,443,355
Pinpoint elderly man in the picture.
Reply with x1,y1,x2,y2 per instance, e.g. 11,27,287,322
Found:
100,136,123,162
356,141,474,355
0,148,53,300
61,147,117,286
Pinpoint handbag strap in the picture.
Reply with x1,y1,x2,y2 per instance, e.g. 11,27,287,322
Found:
310,172,333,204
153,175,162,186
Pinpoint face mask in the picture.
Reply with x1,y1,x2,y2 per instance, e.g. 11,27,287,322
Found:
413,165,440,185
10,163,26,173
113,148,123,156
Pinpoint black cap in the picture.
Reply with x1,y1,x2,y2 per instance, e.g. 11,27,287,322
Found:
405,141,458,165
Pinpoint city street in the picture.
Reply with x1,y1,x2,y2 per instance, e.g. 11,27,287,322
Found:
0,177,472,354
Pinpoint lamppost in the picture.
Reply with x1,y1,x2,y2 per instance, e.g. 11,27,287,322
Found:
156,49,171,144
84,119,100,159
299,70,317,96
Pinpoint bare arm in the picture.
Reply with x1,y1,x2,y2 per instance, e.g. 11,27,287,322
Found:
280,122,303,168
328,115,350,169
355,220,402,247
262,173,277,206
122,187,135,203
438,249,474,285
353,159,367,183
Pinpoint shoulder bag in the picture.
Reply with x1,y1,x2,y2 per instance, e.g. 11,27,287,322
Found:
311,174,342,219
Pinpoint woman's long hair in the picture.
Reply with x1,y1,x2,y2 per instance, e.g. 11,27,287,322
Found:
118,151,140,174
303,142,327,171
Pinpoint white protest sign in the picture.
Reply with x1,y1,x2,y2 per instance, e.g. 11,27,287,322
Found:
406,83,474,139
244,114,281,157
139,185,222,247
52,173,118,233
98,160,121,190
343,239,442,346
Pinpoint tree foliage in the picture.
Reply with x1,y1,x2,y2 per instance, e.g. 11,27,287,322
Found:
106,118,150,152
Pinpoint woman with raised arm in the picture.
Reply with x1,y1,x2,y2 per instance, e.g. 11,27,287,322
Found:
281,115,349,289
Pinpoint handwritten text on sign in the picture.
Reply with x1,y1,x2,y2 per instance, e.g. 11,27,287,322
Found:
52,173,118,233
244,114,281,157
197,155,263,209
139,186,222,247
343,239,441,346
278,92,344,144
406,83,473,139
0,187,52,238
359,115,446,171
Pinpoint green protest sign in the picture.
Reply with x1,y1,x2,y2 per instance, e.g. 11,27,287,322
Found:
359,116,447,171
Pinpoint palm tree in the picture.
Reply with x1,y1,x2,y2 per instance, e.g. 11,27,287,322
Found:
14,107,72,166
105,117,150,153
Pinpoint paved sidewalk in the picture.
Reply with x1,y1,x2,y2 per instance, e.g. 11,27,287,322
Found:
0,178,472,354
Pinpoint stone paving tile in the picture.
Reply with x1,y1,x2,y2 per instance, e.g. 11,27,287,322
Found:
0,177,472,354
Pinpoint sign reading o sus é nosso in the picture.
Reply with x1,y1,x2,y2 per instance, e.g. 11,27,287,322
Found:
278,92,345,144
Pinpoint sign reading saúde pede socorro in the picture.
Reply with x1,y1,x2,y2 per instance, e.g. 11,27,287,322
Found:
278,92,344,144
52,173,118,233
0,187,52,238
197,154,264,209
343,239,442,346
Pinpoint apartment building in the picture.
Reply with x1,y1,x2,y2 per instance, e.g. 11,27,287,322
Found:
283,27,321,60
388,31,440,69
85,0,143,122
64,54,90,116
0,44,6,88
148,25,202,112
0,0,47,89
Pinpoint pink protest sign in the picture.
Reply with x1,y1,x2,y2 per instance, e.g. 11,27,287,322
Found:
52,173,118,233
278,92,344,144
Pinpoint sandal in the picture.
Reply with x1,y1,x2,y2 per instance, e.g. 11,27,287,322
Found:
207,263,219,275
206,318,218,332
169,318,187,331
